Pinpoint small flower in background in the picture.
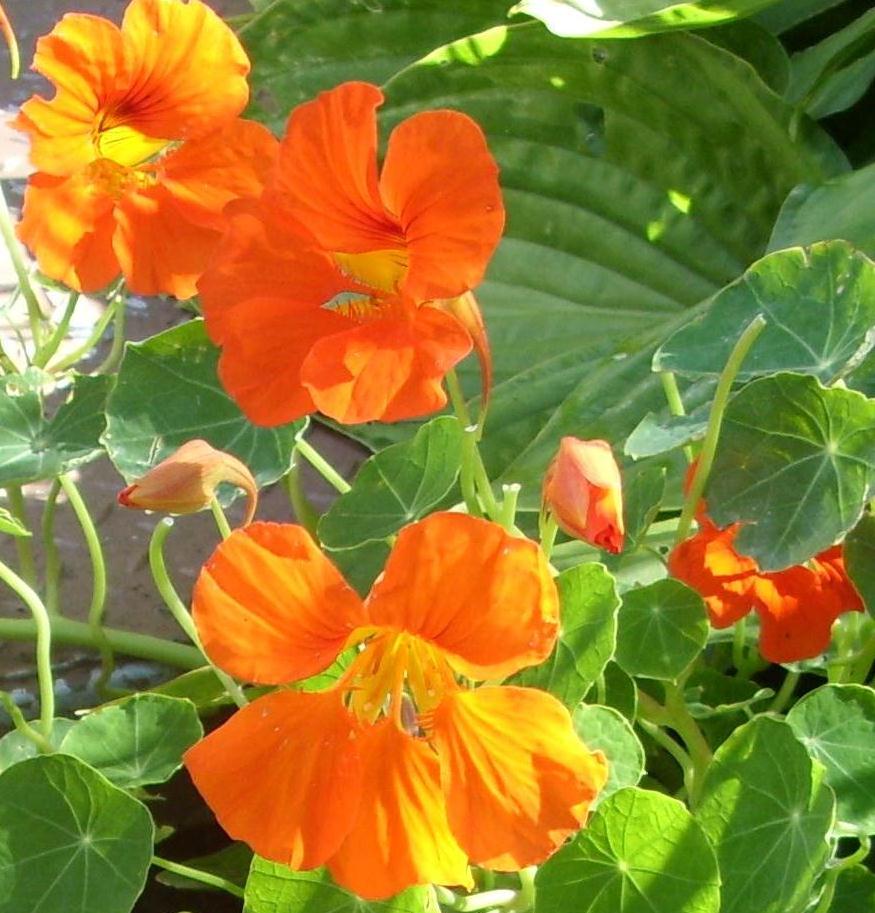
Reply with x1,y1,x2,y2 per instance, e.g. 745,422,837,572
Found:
117,439,257,526
670,510,863,663
184,512,607,900
0,3,19,79
199,80,504,426
14,0,277,298
542,437,625,553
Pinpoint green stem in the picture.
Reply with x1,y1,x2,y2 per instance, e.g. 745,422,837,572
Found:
510,867,537,913
659,371,693,462
472,445,500,520
284,455,319,536
49,296,119,372
813,837,871,913
0,557,54,738
848,633,875,684
769,669,800,714
41,480,62,616
675,315,766,545
6,485,36,586
459,431,484,518
210,495,232,539
295,435,351,494
0,690,54,754
454,890,518,912
33,292,79,369
94,288,127,375
0,182,43,351
446,368,473,428
638,716,696,795
500,484,520,533
151,856,245,899
149,518,247,707
538,512,559,561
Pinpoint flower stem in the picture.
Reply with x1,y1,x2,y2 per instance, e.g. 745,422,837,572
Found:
151,855,245,899
0,690,54,754
94,286,128,375
6,485,37,586
284,455,319,536
295,434,351,494
41,480,62,615
538,511,559,560
675,315,767,545
209,495,232,539
49,295,119,372
769,669,800,714
459,432,483,518
0,182,43,351
659,370,693,462
638,716,695,795
446,368,473,428
500,484,520,532
33,292,79,369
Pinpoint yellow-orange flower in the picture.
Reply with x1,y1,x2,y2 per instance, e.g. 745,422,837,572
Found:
184,512,607,899
15,0,277,298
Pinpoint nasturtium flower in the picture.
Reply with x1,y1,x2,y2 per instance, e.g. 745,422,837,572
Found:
198,81,504,426
670,511,863,663
184,512,607,899
14,0,277,298
542,437,625,553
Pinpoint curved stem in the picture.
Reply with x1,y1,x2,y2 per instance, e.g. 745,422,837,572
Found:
446,368,473,428
0,182,43,351
94,288,127,375
6,485,36,586
459,430,484,518
151,856,245,899
769,669,800,715
637,705,695,797
659,371,693,462
33,292,79,370
538,511,559,561
284,455,319,536
41,480,62,616
0,690,53,754
49,296,118,372
294,435,351,494
209,495,232,540
675,315,766,545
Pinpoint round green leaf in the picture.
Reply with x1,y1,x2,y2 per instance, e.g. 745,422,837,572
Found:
708,372,875,570
0,754,154,913
536,787,720,913
597,662,639,720
844,514,875,617
0,719,75,774
59,694,203,788
573,705,644,803
830,865,875,913
103,320,301,495
615,579,708,680
696,716,835,913
787,684,875,835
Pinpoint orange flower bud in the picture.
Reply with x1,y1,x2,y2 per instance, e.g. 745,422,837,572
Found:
118,439,257,526
542,437,624,553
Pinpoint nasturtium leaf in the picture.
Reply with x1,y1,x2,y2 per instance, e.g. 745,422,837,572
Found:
622,461,667,546
654,242,875,383
151,666,232,710
536,787,720,913
512,563,619,708
696,716,835,913
755,0,845,34
59,694,203,788
103,320,300,497
707,372,875,570
845,514,875,616
625,410,708,460
0,507,30,537
685,669,772,720
830,865,875,913
787,684,875,836
0,754,154,913
0,718,75,773
0,373,111,486
244,859,429,913
615,579,708,680
318,417,463,548
595,662,639,721
156,843,251,891
573,705,645,804
325,540,391,598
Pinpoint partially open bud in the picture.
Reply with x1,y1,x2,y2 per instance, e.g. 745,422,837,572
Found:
542,437,624,553
118,439,257,526
434,291,492,408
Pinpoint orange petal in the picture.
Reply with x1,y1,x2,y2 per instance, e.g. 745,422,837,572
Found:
17,170,118,292
185,689,361,868
192,522,366,684
327,721,472,900
301,304,471,424
119,0,250,141
274,82,399,253
366,513,559,680
380,109,504,300
432,687,607,869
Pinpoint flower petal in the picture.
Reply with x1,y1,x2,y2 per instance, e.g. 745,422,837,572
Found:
193,522,366,684
327,721,472,900
301,304,471,424
366,513,558,680
185,689,361,869
432,687,607,869
380,109,504,300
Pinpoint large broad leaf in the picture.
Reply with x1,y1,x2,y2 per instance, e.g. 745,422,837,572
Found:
573,705,645,805
654,242,875,383
318,416,463,548
58,694,203,789
0,754,154,913
769,163,875,260
707,372,875,570
830,866,875,913
244,859,428,913
695,716,835,913
844,514,875,616
755,0,846,34
536,787,720,913
103,320,300,494
787,683,875,836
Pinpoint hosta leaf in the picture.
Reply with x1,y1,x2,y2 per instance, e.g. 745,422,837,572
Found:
573,704,645,804
844,514,875,616
59,694,203,788
536,787,720,913
654,242,875,383
0,755,154,913
787,683,875,835
696,716,835,913
707,373,875,569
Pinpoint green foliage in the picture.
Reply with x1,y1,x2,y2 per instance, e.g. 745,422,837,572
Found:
845,514,875,616
0,718,75,773
573,705,645,803
620,461,668,546
156,843,251,891
830,866,875,913
0,506,31,537
625,410,708,460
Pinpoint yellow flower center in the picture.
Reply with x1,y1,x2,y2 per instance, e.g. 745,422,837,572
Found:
333,247,409,294
85,157,157,200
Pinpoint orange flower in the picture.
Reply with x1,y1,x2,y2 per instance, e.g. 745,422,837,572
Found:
184,513,607,899
14,0,277,298
117,439,258,525
198,81,504,425
670,513,863,663
542,437,625,553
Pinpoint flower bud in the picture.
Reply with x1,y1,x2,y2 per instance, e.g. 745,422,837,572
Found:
542,437,624,553
118,439,257,525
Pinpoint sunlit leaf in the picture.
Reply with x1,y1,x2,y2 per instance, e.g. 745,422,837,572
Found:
573,704,645,804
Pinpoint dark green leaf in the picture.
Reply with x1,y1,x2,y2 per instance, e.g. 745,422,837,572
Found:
318,417,463,548
593,661,639,720
325,540,392,598
156,843,251,891
654,242,875,383
622,461,668,546
150,667,232,711
696,716,835,913
0,719,75,773
573,705,645,803
830,866,875,913
845,514,875,616
707,372,875,569
536,787,720,913
625,410,708,460
684,669,773,720
756,0,846,34
0,754,154,913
